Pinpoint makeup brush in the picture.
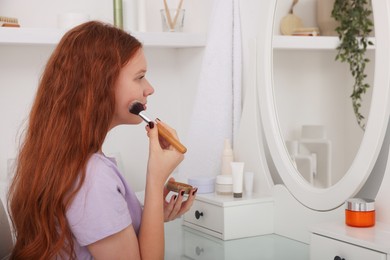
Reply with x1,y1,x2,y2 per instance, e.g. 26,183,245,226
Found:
129,101,187,154
172,0,184,30
163,0,174,31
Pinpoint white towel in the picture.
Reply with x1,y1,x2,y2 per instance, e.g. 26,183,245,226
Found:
179,0,242,179
232,0,242,144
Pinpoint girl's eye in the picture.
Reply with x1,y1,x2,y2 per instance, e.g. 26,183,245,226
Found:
139,75,145,80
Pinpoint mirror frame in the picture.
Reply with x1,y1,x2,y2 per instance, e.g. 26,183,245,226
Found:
258,0,390,210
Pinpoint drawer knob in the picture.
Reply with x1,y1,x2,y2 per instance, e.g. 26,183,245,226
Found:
195,246,204,256
195,210,203,219
334,256,345,260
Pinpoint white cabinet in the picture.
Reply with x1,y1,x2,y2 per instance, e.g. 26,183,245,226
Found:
183,193,274,240
311,234,386,260
310,221,390,260
184,199,224,234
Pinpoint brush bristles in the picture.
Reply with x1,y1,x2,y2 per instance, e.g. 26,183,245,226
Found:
0,16,19,23
129,101,145,115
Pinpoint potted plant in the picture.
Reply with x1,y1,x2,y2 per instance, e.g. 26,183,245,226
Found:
331,0,374,130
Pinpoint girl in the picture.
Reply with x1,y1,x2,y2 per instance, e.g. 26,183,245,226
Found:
8,21,196,259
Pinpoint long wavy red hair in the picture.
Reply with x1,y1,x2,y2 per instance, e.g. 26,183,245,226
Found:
8,21,141,259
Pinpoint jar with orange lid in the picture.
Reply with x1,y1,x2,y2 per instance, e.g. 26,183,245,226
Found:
345,198,375,227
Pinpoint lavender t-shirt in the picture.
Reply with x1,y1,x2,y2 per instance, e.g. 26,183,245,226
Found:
66,153,142,259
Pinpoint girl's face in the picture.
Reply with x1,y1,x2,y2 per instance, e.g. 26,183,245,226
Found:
110,48,154,129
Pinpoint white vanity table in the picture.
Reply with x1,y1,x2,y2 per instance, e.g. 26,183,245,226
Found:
165,218,309,260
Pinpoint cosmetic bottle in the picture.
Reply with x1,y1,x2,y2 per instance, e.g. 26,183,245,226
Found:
113,0,123,29
231,162,244,198
221,139,234,175
345,198,375,227
244,171,254,197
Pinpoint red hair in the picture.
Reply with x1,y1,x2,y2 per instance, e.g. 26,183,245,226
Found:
8,21,141,259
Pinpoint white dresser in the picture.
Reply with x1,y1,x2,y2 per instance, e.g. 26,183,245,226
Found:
310,221,390,260
183,193,274,240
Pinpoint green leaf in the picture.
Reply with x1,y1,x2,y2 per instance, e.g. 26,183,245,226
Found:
332,0,373,131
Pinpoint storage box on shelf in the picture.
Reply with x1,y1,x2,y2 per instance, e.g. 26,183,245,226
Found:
183,193,274,240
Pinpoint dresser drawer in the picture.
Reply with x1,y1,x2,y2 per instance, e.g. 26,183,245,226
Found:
184,199,223,234
183,228,224,260
310,233,387,260
183,193,274,240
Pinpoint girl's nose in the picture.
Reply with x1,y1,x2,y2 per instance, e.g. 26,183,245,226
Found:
145,79,154,96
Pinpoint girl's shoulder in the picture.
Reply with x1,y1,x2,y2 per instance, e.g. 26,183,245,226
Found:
84,153,124,189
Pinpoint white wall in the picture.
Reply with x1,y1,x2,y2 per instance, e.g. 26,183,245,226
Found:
0,45,54,182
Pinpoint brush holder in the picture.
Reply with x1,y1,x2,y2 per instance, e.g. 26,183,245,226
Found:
160,9,185,32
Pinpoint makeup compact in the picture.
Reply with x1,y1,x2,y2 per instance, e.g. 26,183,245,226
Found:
345,198,375,227
166,181,193,194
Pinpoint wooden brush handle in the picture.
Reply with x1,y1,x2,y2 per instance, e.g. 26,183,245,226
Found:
163,0,174,30
172,0,184,28
157,124,187,154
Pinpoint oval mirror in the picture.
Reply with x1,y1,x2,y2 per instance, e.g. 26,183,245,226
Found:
258,0,390,210
273,0,375,189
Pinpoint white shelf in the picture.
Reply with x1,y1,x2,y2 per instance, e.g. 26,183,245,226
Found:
0,27,207,48
273,35,376,50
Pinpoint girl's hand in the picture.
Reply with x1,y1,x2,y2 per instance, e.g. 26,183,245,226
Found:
163,177,197,222
146,120,184,186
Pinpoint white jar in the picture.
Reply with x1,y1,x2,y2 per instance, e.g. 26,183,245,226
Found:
215,175,233,195
188,176,215,194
